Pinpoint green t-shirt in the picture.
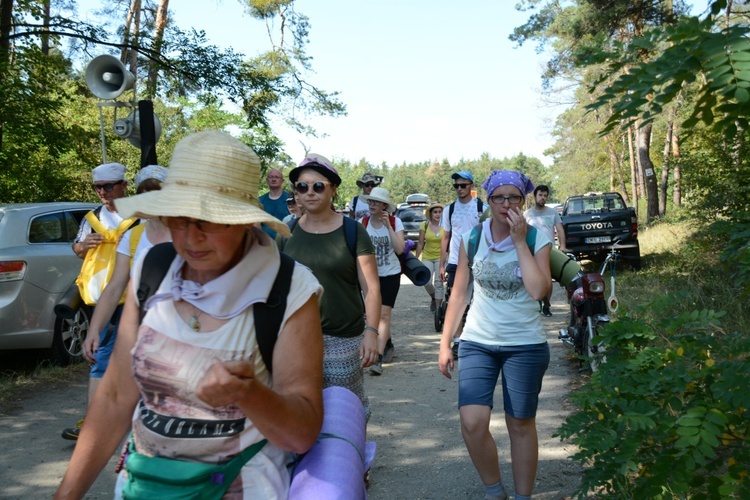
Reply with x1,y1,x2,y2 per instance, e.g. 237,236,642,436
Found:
283,221,374,338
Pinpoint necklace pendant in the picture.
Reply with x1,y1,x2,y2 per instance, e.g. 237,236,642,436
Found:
189,316,201,332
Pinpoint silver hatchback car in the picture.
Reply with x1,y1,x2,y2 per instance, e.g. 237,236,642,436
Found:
0,202,98,364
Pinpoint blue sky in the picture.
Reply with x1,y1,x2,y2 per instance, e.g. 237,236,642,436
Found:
79,1,562,166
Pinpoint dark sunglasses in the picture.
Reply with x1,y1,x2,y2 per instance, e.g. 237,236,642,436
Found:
453,183,471,190
363,182,377,188
295,181,330,194
92,180,124,192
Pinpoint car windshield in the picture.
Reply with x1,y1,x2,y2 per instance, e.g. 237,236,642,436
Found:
397,207,427,223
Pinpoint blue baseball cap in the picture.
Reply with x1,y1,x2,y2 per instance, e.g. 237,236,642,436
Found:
451,170,474,183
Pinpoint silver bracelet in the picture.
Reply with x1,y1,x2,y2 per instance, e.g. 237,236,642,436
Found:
364,325,379,335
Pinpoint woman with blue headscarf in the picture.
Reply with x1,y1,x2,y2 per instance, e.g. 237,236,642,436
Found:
438,170,552,500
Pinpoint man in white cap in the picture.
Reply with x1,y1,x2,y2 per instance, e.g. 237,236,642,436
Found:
62,162,136,441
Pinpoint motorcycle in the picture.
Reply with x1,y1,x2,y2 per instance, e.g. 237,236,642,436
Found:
558,238,623,372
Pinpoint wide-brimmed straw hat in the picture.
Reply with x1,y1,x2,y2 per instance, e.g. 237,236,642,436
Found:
361,186,396,213
115,130,290,237
424,202,444,217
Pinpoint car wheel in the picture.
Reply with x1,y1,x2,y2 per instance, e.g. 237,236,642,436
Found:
52,305,90,366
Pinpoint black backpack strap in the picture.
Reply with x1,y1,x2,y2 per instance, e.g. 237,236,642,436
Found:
476,197,483,214
342,216,358,258
350,196,358,218
253,252,295,374
137,242,177,321
136,243,292,374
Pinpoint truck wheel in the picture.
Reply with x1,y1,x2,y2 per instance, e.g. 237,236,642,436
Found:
51,305,90,366
622,247,641,270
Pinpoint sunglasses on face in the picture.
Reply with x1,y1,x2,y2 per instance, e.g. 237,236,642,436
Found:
363,182,377,188
160,217,231,233
294,181,331,194
92,180,124,193
453,183,471,190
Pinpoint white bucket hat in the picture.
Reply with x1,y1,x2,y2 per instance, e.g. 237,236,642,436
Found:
361,186,396,213
115,130,290,237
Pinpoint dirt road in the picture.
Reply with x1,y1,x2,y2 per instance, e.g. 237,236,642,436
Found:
0,279,582,499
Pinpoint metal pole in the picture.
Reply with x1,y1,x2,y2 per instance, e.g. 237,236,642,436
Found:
97,104,107,163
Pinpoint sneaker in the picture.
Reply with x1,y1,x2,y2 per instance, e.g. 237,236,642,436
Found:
430,299,436,312
382,340,395,363
451,341,459,359
542,305,552,317
369,355,383,375
62,419,84,440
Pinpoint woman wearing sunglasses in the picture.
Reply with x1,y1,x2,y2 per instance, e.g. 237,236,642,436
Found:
283,155,381,421
438,170,552,500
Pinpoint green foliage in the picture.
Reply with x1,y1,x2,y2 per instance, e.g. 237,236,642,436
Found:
557,221,750,498
557,305,750,498
587,1,750,141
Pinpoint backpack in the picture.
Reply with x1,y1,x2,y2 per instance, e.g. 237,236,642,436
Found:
136,243,295,374
466,224,581,286
362,214,406,274
279,216,358,259
76,206,139,306
349,196,359,219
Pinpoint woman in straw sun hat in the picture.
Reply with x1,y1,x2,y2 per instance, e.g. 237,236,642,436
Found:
56,131,325,499
282,153,381,422
358,186,404,376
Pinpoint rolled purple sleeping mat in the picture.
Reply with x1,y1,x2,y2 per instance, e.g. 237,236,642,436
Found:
288,386,368,499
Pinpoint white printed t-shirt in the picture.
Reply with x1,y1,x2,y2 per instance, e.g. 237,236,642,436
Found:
124,234,322,499
460,227,551,346
360,216,404,277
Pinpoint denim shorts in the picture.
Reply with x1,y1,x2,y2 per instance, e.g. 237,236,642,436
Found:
458,340,550,418
90,305,123,378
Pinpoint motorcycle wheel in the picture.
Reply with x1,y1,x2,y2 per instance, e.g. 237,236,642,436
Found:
583,316,606,372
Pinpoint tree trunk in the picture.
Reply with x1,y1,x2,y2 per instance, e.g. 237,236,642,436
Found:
129,0,140,77
147,0,169,99
41,0,50,55
627,124,638,212
659,120,673,217
0,0,13,152
636,122,660,222
672,131,682,208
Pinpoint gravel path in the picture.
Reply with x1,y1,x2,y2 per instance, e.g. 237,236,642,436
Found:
0,278,583,499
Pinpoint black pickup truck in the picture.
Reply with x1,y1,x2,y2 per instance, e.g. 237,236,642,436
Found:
561,192,641,269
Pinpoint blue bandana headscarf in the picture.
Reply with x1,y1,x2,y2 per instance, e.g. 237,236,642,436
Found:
481,170,534,200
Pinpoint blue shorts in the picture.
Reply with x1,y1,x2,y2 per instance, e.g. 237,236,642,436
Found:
90,305,123,378
458,341,550,419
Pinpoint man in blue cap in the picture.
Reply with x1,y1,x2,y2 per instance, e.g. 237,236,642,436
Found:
439,170,487,357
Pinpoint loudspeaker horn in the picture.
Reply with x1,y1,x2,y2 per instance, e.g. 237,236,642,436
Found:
113,110,162,148
85,55,135,100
